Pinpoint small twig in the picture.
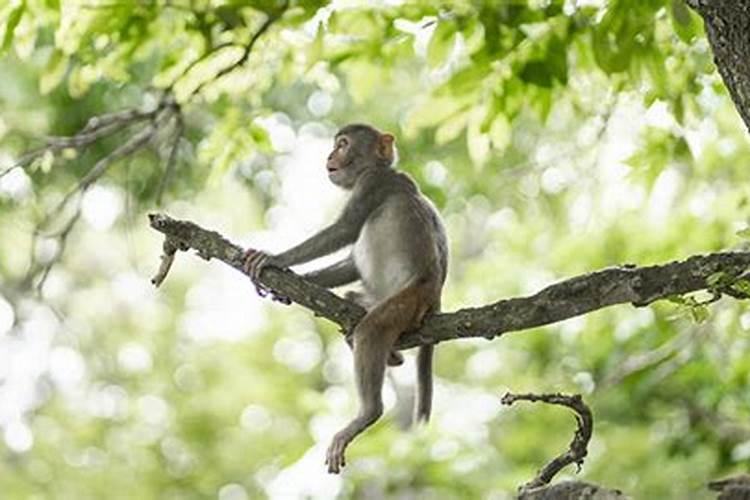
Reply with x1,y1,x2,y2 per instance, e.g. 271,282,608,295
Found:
501,392,593,492
151,237,187,286
0,165,20,180
22,196,83,293
34,208,82,293
79,121,159,190
0,107,159,179
189,1,288,98
80,107,160,133
156,113,184,206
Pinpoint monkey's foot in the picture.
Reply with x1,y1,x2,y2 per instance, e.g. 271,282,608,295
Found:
387,351,404,366
325,434,349,474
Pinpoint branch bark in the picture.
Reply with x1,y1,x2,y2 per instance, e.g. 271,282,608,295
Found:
688,0,750,134
149,213,750,350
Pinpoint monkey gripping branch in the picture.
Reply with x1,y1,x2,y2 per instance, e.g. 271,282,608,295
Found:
149,213,750,348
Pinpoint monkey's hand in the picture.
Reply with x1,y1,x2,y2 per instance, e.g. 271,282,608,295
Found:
243,249,291,305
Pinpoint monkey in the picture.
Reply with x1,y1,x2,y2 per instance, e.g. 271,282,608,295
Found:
244,123,448,474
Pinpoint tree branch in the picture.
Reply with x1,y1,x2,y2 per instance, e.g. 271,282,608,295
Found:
501,392,593,491
148,213,750,349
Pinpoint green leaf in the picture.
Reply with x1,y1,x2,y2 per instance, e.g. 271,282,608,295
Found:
731,279,750,296
467,105,490,167
249,122,273,154
40,50,69,94
215,5,245,29
2,1,26,53
531,87,553,121
520,61,553,88
591,4,633,74
643,48,667,97
670,0,697,43
690,304,709,323
343,60,380,105
706,271,727,288
406,96,469,132
737,228,750,239
666,295,687,305
546,36,568,85
434,110,469,145
307,22,324,69
427,21,456,68
489,114,511,152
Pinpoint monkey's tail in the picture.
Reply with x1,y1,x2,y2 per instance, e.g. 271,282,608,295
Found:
414,344,434,423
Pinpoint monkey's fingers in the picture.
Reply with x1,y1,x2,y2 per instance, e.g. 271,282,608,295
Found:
244,251,269,281
325,436,347,474
253,255,270,282
271,292,292,305
242,249,259,274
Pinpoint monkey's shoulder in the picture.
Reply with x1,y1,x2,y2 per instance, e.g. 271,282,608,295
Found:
369,168,420,193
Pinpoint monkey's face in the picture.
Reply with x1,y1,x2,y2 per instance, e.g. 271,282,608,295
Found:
326,133,358,188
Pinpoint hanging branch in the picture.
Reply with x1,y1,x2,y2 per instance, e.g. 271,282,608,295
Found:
148,213,750,348
501,392,593,492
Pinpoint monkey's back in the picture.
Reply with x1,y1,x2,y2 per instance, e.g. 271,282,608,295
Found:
352,170,447,303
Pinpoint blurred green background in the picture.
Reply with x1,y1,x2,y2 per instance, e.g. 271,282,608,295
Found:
1,0,750,498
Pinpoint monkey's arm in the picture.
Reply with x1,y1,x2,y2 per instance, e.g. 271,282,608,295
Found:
273,221,359,268
303,257,360,288
244,221,359,285
246,173,387,286
273,176,386,268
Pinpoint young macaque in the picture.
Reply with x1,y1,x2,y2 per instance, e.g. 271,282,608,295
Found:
244,123,448,474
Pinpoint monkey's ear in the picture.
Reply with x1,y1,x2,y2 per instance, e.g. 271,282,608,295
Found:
376,133,396,164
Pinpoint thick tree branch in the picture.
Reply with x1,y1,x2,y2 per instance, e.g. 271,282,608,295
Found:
149,213,750,350
688,0,750,134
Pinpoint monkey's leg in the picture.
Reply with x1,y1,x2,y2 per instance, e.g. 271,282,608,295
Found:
326,325,391,473
343,333,404,367
344,291,404,367
325,287,426,473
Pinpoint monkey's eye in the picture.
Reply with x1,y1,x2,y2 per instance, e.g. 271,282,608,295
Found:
337,138,349,149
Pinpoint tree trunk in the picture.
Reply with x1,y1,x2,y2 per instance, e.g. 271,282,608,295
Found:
688,0,750,134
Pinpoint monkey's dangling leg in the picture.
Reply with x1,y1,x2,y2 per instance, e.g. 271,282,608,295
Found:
326,323,393,474
326,286,425,473
344,332,403,367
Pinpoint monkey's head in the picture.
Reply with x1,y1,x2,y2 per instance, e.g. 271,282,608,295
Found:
326,124,396,189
